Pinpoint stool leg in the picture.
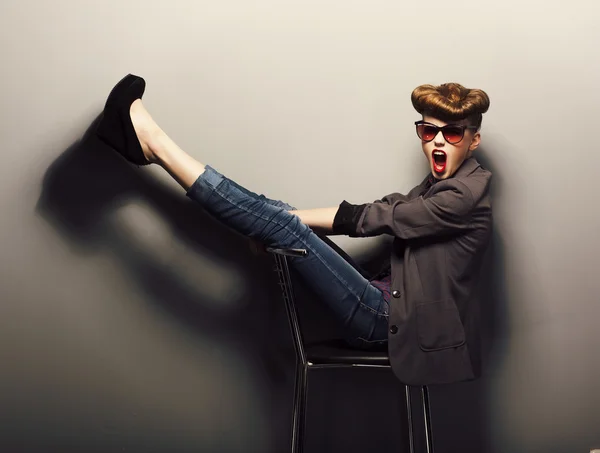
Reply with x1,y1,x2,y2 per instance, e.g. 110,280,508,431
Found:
421,386,434,453
404,385,415,453
291,363,309,453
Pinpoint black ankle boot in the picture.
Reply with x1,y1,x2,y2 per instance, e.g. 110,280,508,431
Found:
96,74,149,165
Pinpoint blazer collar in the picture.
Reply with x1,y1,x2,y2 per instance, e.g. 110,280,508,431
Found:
454,156,481,178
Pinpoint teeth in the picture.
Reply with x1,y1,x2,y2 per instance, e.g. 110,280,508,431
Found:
434,151,445,156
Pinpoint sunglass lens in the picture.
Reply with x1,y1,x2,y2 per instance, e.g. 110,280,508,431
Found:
443,127,463,144
417,124,437,141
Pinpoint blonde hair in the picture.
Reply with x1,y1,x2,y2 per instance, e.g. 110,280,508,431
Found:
411,83,490,129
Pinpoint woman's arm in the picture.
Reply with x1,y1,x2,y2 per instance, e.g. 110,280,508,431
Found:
292,207,340,234
333,180,486,239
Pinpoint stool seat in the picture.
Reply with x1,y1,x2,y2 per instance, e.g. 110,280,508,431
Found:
305,339,390,366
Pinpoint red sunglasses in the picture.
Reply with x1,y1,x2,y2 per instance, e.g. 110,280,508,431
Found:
415,121,478,145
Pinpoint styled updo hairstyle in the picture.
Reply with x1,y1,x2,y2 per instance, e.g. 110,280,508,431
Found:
411,83,490,129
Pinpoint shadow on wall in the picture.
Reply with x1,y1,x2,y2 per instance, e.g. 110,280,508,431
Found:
36,116,272,342
477,146,510,371
35,117,301,451
35,113,346,357
428,146,510,453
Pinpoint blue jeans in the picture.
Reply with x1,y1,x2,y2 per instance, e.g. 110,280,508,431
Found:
186,165,389,347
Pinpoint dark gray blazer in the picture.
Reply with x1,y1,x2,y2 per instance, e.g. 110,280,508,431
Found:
334,157,492,385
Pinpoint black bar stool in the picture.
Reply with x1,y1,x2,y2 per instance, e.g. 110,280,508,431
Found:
266,247,434,453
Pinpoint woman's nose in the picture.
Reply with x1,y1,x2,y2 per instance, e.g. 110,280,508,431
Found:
433,130,446,146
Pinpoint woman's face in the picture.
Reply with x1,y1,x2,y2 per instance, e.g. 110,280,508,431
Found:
419,115,481,179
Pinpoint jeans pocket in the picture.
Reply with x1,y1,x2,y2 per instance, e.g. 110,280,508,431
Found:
416,299,466,351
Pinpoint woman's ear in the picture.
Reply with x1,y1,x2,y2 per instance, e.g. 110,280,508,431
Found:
468,131,481,152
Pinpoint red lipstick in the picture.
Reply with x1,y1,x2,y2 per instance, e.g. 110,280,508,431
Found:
432,150,447,173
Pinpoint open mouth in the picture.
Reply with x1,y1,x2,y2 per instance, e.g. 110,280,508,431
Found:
432,150,447,173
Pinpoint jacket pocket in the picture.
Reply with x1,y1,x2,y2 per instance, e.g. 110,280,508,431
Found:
416,299,466,351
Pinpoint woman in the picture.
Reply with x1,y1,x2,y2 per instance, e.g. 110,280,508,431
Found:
96,75,491,385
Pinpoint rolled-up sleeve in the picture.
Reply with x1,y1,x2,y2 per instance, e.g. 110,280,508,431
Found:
332,201,367,236
357,181,475,239
333,181,477,239
332,192,413,237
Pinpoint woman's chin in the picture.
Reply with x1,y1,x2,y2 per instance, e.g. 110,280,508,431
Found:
430,166,449,179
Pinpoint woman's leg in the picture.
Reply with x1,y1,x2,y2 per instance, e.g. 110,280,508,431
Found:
190,164,390,344
223,177,296,211
129,100,388,345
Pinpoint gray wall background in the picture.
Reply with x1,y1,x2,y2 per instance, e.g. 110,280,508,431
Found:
2,1,599,452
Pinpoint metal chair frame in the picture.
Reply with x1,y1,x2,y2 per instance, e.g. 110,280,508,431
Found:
266,247,434,453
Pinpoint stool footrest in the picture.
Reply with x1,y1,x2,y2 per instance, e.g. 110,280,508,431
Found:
306,339,390,366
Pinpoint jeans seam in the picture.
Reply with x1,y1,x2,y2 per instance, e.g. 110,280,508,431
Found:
212,183,364,301
358,299,389,317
